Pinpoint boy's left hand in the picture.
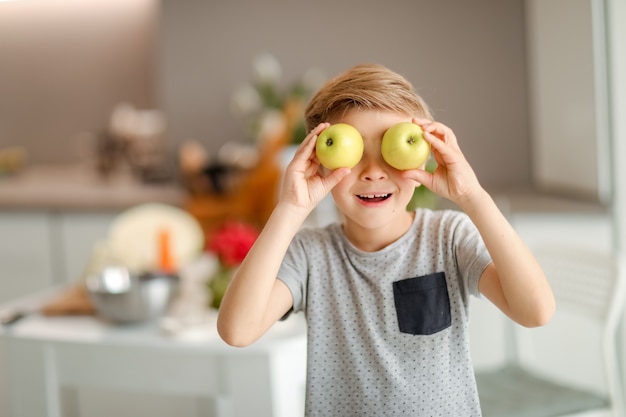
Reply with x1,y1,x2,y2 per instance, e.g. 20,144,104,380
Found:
403,118,483,207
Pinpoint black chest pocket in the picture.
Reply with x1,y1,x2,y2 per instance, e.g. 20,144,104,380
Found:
392,272,451,335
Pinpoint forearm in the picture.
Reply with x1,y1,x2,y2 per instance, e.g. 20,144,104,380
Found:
217,202,307,345
459,189,556,326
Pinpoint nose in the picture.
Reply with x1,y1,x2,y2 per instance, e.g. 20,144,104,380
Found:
359,153,388,182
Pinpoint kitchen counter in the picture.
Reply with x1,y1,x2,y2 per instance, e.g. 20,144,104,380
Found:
0,164,187,211
0,164,609,215
435,185,610,216
489,187,609,215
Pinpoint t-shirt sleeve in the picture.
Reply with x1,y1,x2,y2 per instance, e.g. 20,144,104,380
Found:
452,212,492,298
277,231,309,313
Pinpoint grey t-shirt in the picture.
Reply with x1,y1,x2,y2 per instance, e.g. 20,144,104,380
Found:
278,208,492,416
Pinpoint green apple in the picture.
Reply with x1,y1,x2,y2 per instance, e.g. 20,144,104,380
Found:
315,123,364,169
381,122,430,170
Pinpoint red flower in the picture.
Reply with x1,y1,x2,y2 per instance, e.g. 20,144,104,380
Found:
208,222,259,267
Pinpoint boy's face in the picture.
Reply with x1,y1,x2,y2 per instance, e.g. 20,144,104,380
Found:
327,109,419,245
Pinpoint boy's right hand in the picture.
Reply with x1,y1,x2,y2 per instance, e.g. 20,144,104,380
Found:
280,123,351,217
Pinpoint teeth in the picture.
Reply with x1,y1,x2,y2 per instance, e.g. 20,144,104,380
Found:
359,193,389,199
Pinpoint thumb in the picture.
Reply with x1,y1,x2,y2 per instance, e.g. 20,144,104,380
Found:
321,167,351,191
402,168,433,190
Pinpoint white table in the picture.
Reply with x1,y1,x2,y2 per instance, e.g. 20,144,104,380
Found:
0,290,307,417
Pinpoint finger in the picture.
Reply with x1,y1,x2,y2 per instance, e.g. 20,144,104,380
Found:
412,118,449,145
312,122,330,134
307,122,330,143
304,157,321,177
410,117,448,153
420,131,454,168
320,167,351,189
292,123,329,164
419,120,459,147
421,130,447,152
412,117,433,126
298,123,329,153
401,168,433,190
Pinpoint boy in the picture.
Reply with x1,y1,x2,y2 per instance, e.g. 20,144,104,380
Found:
217,63,555,416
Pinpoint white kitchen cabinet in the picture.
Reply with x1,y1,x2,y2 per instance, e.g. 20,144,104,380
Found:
0,212,56,304
0,211,117,304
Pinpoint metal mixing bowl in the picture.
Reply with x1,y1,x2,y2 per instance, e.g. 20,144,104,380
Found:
85,266,179,324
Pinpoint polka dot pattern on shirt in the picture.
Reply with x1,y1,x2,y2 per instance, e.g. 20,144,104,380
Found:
278,209,491,416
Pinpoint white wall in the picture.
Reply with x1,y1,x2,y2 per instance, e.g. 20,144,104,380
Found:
525,0,611,202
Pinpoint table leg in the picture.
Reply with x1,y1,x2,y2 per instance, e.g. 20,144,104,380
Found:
8,339,61,417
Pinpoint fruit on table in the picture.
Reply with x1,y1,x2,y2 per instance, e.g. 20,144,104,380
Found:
381,122,430,170
315,123,364,169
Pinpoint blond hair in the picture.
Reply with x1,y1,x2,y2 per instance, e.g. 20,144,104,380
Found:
304,63,433,132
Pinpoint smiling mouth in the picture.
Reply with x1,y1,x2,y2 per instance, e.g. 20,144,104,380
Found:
357,193,391,203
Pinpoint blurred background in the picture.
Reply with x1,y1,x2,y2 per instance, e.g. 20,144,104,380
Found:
0,0,624,416
0,0,554,187
0,0,612,195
